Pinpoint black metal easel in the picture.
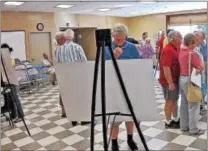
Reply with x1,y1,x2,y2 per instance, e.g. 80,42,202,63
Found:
90,29,149,151
1,55,31,136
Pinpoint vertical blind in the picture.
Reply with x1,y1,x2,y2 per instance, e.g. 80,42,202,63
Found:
169,13,207,25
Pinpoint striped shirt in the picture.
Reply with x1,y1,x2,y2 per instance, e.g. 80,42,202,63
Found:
56,41,87,63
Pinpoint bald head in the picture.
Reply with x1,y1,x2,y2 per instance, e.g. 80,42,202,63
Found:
64,29,74,40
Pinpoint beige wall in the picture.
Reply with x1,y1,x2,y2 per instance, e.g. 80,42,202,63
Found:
1,11,56,60
54,12,77,30
55,13,129,29
128,14,166,44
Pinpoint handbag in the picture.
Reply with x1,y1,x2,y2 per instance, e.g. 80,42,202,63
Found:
186,52,202,103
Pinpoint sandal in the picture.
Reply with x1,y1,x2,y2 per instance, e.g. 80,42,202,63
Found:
190,129,205,136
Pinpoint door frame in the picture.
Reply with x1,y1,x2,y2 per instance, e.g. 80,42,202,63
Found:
29,32,52,63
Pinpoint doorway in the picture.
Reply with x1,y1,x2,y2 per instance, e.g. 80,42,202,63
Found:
30,32,52,65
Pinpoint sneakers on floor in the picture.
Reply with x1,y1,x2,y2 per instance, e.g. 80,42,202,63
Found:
112,143,120,151
127,139,138,151
165,120,180,129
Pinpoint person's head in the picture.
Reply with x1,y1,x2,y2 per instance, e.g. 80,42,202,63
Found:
195,30,205,44
64,29,75,41
145,38,151,44
167,31,182,48
161,30,165,37
142,32,148,40
166,29,174,36
55,32,66,45
112,23,128,47
183,33,198,50
1,43,10,49
43,53,48,59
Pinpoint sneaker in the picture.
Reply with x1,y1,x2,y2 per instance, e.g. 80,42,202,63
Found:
61,113,67,118
127,139,138,151
171,119,180,126
165,121,180,129
112,143,120,151
72,121,78,126
80,121,91,125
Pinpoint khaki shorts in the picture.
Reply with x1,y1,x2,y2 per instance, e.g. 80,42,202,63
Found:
162,85,179,101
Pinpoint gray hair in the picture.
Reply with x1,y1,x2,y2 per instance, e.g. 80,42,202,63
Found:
183,33,196,46
167,30,178,42
55,32,65,41
112,23,128,36
64,29,75,40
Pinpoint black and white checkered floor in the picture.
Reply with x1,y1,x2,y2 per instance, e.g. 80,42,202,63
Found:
1,82,207,150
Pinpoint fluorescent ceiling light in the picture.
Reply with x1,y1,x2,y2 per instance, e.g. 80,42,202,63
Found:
130,11,140,14
113,4,132,8
4,2,24,6
55,4,74,8
140,1,156,4
97,8,110,12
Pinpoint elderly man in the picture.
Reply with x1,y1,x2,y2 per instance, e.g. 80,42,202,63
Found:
55,29,89,126
106,24,140,151
195,30,207,113
159,31,182,129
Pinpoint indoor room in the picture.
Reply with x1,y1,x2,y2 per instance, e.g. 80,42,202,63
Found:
1,0,207,151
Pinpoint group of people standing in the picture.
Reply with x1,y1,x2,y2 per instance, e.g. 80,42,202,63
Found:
158,29,206,135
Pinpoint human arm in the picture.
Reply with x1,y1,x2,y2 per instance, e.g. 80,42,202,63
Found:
162,50,175,90
191,52,204,72
78,45,87,61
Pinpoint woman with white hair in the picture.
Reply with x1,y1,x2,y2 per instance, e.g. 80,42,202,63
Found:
140,38,155,59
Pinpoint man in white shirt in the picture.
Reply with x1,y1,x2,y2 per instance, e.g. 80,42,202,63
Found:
1,43,24,123
55,30,89,126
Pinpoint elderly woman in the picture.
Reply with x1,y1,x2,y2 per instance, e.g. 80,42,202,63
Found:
41,53,56,85
179,33,205,135
140,38,155,59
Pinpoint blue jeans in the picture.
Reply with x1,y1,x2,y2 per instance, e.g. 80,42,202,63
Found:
10,85,25,118
179,76,200,134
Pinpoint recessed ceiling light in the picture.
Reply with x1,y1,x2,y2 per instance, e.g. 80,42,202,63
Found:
4,2,24,6
97,8,110,12
55,4,74,9
113,4,132,8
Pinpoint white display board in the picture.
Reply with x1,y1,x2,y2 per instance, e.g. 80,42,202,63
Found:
55,60,159,122
1,31,26,61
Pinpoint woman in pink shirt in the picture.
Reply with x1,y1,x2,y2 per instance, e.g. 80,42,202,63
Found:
179,33,204,135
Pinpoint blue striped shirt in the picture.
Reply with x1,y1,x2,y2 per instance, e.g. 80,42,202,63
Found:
56,41,87,63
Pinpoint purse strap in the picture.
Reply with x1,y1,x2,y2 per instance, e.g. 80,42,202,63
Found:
188,51,192,81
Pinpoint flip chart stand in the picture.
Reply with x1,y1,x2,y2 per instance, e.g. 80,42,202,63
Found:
90,29,149,151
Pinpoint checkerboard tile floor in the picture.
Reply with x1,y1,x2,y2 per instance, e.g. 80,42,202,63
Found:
1,82,207,150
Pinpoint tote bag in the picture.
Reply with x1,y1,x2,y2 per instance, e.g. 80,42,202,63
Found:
186,52,202,103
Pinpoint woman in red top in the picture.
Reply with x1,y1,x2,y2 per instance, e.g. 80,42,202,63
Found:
179,33,205,135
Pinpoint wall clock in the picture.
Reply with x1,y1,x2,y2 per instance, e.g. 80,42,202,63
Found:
37,23,44,31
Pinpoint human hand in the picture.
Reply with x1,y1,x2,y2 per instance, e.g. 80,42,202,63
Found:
169,83,175,91
195,69,201,75
113,47,123,59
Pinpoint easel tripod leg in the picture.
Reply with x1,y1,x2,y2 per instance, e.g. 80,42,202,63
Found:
90,46,101,151
109,48,149,151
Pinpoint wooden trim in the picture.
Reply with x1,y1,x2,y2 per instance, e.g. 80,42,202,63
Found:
167,12,207,18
